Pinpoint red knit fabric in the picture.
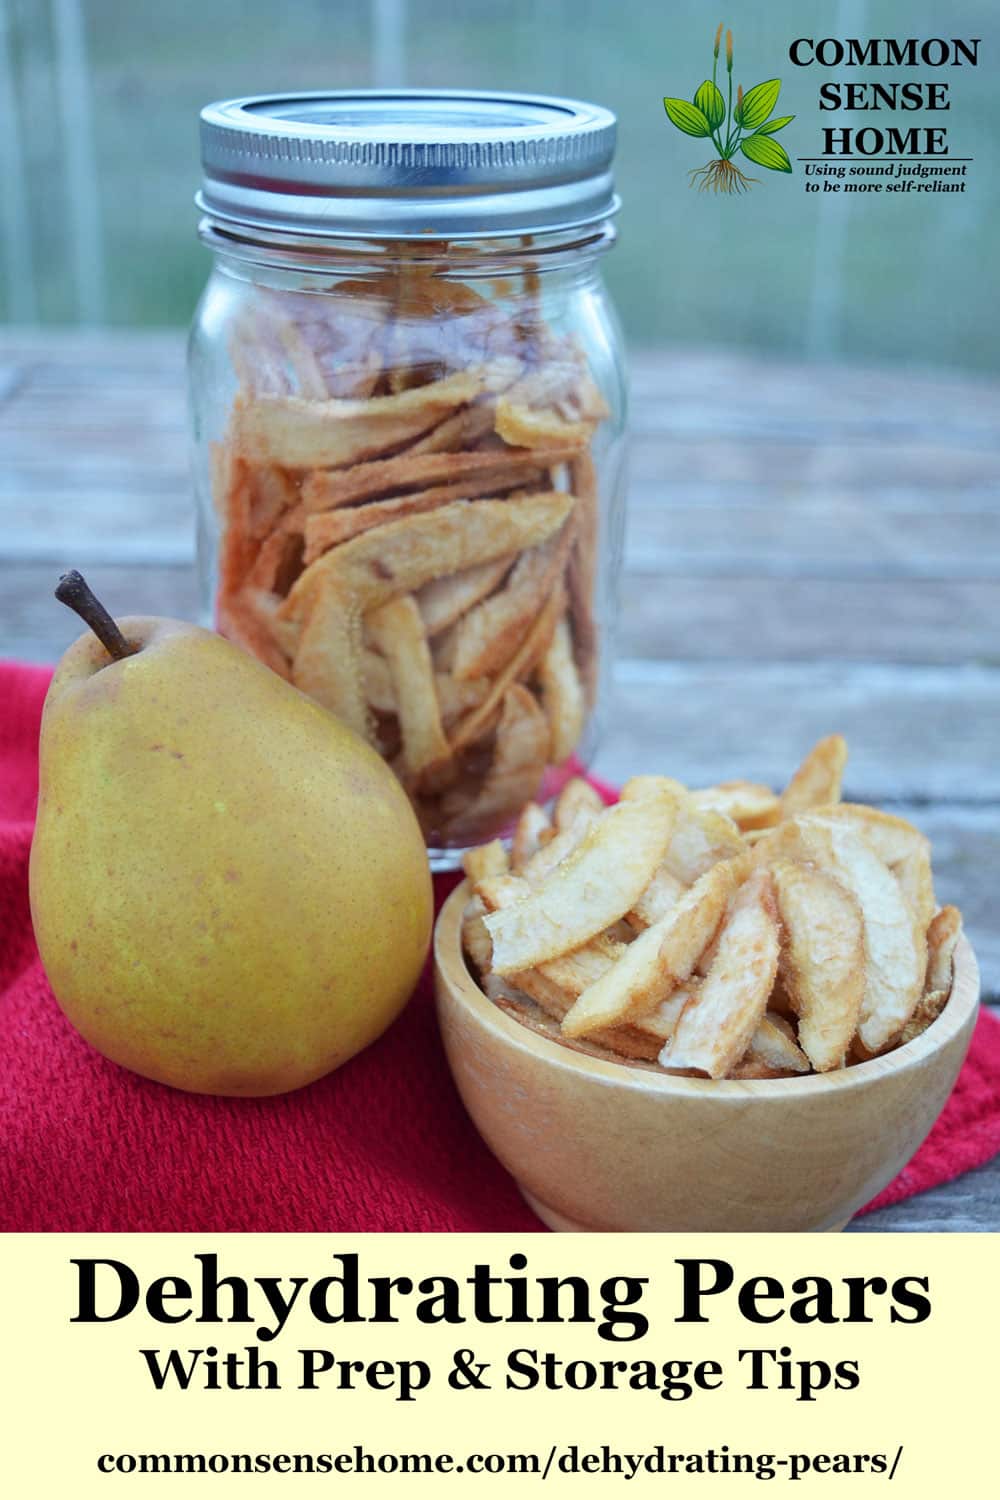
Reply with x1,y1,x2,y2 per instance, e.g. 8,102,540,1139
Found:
2,660,997,1232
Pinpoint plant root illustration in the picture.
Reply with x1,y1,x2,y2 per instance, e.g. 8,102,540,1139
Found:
688,159,758,195
664,24,794,194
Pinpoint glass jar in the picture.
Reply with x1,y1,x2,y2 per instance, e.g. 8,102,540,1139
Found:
189,91,626,865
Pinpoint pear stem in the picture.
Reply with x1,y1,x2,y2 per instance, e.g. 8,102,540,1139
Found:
55,570,137,662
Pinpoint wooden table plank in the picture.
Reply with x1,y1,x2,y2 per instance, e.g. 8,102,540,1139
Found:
617,577,998,664
629,347,1000,433
629,434,1000,490
601,661,1000,804
629,481,1000,516
625,504,1000,580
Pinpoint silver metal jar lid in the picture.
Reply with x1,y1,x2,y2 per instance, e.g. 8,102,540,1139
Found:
197,89,618,240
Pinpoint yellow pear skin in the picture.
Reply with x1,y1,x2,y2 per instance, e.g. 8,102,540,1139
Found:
30,616,433,1096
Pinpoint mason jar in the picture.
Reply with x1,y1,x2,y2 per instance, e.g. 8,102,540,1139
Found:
189,90,626,865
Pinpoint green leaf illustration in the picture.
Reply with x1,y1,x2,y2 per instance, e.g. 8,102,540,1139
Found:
693,79,726,130
738,79,781,132
757,114,794,136
740,133,792,172
663,97,712,138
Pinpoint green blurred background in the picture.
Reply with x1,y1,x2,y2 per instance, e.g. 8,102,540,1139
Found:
2,0,995,369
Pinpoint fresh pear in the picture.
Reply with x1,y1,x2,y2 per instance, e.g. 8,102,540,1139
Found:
30,571,433,1096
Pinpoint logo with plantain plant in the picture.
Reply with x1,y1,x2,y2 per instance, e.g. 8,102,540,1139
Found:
663,23,794,194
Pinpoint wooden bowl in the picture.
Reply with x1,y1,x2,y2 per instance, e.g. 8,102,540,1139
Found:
434,880,981,1232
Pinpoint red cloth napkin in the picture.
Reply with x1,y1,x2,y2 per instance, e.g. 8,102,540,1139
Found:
2,660,998,1232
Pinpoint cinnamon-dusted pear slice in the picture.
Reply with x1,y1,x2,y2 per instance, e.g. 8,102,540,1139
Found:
462,838,509,887
229,310,292,397
216,591,293,681
250,282,389,400
257,298,336,400
364,594,448,779
240,587,301,660
614,781,743,893
516,349,601,404
360,648,487,724
553,776,604,831
492,984,567,1023
491,973,710,1070
216,451,258,597
416,556,515,637
301,444,575,512
461,894,493,972
495,398,594,450
561,859,738,1039
515,760,658,888
893,988,950,1049
440,685,549,842
780,734,848,818
285,492,572,737
303,469,545,561
792,816,925,1056
291,582,375,737
483,780,678,974
660,792,744,885
807,802,930,869
246,464,300,540
473,870,530,909
691,780,780,832
285,491,572,624
731,1013,811,1079
625,865,687,930
245,509,305,593
803,802,936,932
236,362,518,469
627,985,697,1046
493,992,663,1064
538,615,586,765
360,647,396,714
382,262,520,387
494,356,609,449
511,802,553,873
894,845,936,936
408,402,498,455
435,674,491,724
659,869,781,1079
442,581,568,763
324,345,383,401
518,793,599,884
925,905,963,995
475,871,623,1004
449,524,574,682
566,449,599,697
772,858,865,1072
617,978,695,1050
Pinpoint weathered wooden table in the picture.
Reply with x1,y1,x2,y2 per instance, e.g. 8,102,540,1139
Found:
2,329,997,1230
